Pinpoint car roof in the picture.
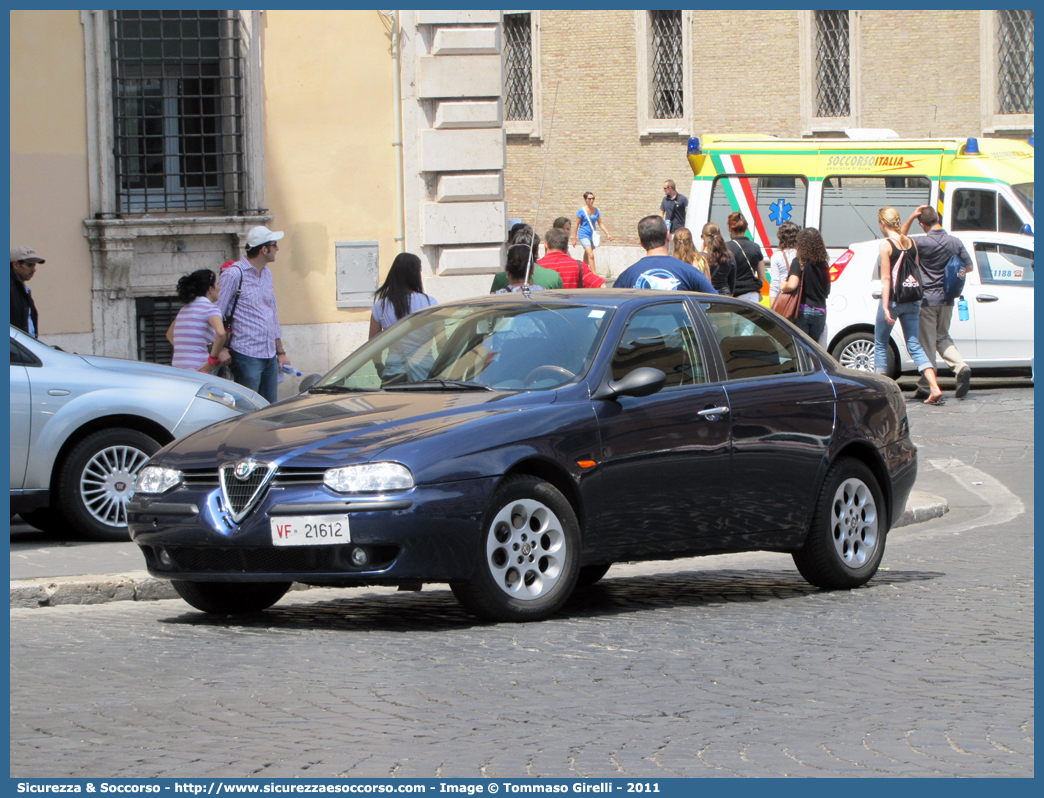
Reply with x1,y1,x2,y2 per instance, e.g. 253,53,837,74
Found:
441,289,719,310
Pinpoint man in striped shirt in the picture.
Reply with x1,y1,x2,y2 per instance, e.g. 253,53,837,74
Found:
218,225,292,403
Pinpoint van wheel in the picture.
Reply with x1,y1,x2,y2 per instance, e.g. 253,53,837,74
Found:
832,332,898,378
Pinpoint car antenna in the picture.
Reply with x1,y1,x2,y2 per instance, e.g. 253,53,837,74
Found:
523,81,561,297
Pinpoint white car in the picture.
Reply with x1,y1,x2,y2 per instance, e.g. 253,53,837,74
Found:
823,232,1034,376
10,326,267,541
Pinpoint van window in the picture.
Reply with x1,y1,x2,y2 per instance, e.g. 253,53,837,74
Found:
973,243,1034,285
820,175,931,247
710,175,808,241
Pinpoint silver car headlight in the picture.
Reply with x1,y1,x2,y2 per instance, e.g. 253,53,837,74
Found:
135,466,183,495
323,463,414,494
197,384,264,413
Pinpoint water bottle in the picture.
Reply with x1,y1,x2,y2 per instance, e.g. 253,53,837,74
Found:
281,364,302,377
957,296,969,322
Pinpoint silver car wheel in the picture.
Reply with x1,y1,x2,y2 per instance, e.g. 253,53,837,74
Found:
79,444,151,528
485,498,566,601
831,477,879,568
838,339,875,372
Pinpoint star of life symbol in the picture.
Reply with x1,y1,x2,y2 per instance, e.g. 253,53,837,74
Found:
769,198,792,225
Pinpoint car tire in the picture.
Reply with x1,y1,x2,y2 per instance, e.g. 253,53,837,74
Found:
792,458,887,590
576,563,612,587
450,475,580,622
171,580,293,614
832,332,898,378
19,506,69,534
57,428,161,542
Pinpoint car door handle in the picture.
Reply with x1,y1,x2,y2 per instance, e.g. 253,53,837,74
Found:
872,290,882,300
697,406,729,421
975,294,999,303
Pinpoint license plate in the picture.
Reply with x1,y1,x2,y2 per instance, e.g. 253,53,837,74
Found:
271,515,350,547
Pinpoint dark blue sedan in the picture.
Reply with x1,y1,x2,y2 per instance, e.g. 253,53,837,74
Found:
129,290,917,622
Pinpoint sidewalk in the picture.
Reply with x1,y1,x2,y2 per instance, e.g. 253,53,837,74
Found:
9,489,948,609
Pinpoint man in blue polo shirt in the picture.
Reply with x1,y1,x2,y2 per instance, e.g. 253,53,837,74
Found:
613,216,716,293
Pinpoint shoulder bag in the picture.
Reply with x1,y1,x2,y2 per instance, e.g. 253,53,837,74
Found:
729,239,764,291
769,264,802,321
582,208,601,248
222,266,245,341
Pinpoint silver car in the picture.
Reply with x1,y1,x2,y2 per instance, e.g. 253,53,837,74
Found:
10,326,267,541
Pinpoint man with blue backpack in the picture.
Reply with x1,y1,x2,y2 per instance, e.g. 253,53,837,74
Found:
901,205,975,399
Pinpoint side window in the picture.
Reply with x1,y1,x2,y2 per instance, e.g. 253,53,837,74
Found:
699,301,801,380
998,195,1024,234
952,188,998,232
710,175,809,242
10,339,26,365
821,175,931,247
974,243,1034,285
611,303,706,388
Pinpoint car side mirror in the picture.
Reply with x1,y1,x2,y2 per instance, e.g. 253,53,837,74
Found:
298,373,322,393
592,367,666,400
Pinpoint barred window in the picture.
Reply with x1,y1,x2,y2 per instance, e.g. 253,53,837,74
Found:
997,10,1033,115
815,10,850,118
504,13,533,122
650,10,683,119
111,10,245,214
136,297,183,364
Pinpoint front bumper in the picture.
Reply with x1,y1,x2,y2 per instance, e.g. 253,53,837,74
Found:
129,477,498,585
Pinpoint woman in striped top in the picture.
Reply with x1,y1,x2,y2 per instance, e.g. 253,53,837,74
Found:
166,269,230,373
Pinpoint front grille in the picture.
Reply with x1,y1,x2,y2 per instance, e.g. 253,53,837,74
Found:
151,544,399,573
219,460,277,520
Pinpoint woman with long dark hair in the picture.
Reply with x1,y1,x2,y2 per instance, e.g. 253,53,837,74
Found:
874,207,943,404
369,252,438,339
166,268,228,373
767,221,800,300
780,227,831,343
700,222,735,296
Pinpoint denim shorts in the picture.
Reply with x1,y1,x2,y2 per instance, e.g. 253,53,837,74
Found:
579,237,594,249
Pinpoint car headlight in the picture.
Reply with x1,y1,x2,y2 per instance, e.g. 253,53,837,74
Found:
135,466,183,495
197,384,265,413
323,463,414,494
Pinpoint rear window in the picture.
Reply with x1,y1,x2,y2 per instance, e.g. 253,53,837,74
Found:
820,175,931,248
710,175,809,241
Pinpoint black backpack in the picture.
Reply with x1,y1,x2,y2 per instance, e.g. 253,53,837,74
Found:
890,242,924,305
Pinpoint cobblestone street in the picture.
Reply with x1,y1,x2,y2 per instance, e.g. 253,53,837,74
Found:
10,386,1034,778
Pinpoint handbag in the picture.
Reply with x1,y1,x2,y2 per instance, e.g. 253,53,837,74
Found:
769,265,802,321
582,208,601,248
890,242,924,305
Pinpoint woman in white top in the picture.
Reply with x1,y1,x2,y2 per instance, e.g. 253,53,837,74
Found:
369,253,438,383
369,252,438,338
166,269,229,373
768,221,800,299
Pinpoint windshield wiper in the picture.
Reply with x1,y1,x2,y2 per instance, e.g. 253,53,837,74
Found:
383,379,493,392
308,385,376,393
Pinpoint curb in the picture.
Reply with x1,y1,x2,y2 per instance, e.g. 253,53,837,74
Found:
11,493,949,609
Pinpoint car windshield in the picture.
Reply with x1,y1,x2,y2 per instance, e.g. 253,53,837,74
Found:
1012,182,1033,217
316,301,615,392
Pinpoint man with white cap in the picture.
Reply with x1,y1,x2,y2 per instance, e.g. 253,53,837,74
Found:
217,225,292,403
10,245,45,337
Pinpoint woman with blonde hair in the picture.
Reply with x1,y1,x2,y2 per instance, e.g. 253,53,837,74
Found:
670,227,711,280
874,207,944,404
700,222,735,296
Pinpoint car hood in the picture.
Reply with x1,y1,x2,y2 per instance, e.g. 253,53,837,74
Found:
158,389,557,469
78,354,219,384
